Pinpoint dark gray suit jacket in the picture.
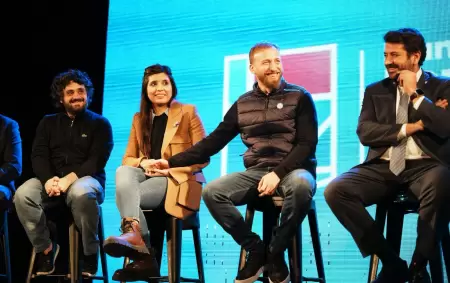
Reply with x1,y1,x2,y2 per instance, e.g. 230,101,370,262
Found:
0,114,22,192
357,71,450,166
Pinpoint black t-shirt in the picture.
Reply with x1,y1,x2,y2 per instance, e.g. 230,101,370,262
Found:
150,113,168,159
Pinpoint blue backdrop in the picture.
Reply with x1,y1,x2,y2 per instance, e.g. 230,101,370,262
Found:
102,0,450,282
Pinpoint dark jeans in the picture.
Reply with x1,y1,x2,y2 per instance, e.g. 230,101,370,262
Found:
202,167,316,255
324,159,450,260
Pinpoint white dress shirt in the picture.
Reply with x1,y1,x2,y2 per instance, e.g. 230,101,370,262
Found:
381,69,427,160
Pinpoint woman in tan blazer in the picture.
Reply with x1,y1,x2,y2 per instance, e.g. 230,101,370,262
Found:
103,64,208,281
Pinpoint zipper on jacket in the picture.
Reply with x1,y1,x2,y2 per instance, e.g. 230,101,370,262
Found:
264,97,269,121
66,118,74,164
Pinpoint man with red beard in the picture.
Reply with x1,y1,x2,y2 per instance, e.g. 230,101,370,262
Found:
152,42,318,283
14,69,113,278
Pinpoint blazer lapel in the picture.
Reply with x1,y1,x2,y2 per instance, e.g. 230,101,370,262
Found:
161,101,182,156
417,70,429,90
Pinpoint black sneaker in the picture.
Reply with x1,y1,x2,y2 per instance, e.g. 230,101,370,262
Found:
372,259,409,283
235,243,266,283
266,252,290,283
410,267,431,283
82,253,98,277
35,243,60,276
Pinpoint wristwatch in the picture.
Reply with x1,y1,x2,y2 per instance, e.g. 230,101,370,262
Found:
410,88,424,101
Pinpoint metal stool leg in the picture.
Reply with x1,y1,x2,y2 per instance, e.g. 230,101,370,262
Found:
238,207,255,271
98,208,109,283
167,217,182,283
2,212,11,283
385,208,404,255
368,204,387,283
308,206,326,282
26,248,36,283
193,228,205,283
442,228,450,282
287,224,302,283
69,221,80,283
120,257,131,283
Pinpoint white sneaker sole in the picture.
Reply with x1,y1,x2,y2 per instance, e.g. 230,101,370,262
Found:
35,244,60,276
269,273,290,283
235,266,264,283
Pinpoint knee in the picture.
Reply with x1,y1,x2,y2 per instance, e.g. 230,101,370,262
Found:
115,165,137,192
324,179,344,206
284,171,314,200
202,182,222,204
68,184,98,207
427,167,450,203
14,179,38,207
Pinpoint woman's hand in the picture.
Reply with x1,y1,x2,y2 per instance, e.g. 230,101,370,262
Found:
145,168,170,177
140,159,156,170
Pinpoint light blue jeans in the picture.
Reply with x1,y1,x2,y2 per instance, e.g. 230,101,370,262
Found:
115,165,168,244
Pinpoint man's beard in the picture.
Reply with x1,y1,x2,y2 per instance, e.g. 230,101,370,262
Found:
63,98,87,115
258,72,282,90
385,59,414,78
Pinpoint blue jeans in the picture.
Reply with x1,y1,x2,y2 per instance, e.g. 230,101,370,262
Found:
14,176,104,255
115,165,167,244
202,168,316,254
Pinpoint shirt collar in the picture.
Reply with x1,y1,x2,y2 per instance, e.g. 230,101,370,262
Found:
416,68,423,82
151,108,168,122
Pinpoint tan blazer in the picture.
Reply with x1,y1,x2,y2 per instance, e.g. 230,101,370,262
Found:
122,100,208,219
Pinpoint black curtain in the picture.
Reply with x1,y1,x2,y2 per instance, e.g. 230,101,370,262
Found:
1,0,109,282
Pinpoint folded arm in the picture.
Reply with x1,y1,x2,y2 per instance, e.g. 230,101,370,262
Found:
412,81,450,138
357,89,403,147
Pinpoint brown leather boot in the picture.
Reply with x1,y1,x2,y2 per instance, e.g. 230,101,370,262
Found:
103,218,149,260
112,249,161,282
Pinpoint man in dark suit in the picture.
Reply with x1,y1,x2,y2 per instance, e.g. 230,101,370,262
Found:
0,114,22,210
325,28,450,283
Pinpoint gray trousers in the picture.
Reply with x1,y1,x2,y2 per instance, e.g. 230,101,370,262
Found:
14,176,104,255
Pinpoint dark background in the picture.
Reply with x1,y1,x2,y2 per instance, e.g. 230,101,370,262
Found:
1,0,109,281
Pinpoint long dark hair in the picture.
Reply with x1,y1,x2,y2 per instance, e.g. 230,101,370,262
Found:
139,64,178,157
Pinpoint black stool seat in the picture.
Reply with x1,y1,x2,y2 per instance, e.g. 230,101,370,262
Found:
26,206,109,283
368,191,450,283
238,197,326,283
122,209,205,283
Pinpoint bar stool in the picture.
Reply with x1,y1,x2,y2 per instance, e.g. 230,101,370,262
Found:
238,197,326,283
122,209,205,283
368,191,450,283
0,209,11,283
26,206,109,283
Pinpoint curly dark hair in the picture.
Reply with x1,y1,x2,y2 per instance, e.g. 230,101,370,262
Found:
139,64,178,157
50,69,94,108
384,28,427,66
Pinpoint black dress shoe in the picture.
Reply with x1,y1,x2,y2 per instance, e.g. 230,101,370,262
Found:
410,267,431,283
372,259,409,283
112,253,160,282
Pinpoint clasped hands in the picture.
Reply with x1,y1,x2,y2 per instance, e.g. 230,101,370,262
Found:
44,172,78,197
140,159,170,177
